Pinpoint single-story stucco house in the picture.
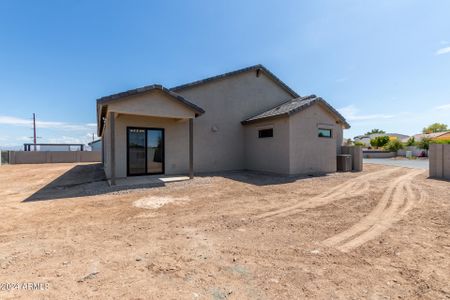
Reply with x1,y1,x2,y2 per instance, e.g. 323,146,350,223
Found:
412,131,450,142
96,64,350,184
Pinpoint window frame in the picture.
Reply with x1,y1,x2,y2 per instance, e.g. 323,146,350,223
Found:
126,126,165,176
258,128,274,139
318,128,333,138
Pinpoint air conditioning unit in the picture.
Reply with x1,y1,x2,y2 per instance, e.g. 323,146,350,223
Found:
337,154,352,172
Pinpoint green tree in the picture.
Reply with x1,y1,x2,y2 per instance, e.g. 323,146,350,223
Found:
365,129,386,135
405,137,416,146
370,136,390,148
422,123,448,134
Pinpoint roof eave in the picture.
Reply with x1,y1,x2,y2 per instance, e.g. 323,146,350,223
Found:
241,96,350,129
96,85,205,137
96,85,205,116
241,113,289,125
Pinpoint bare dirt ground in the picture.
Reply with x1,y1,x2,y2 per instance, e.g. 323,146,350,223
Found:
0,163,449,299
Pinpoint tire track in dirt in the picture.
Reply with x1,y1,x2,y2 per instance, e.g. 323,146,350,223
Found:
322,169,425,252
255,168,398,221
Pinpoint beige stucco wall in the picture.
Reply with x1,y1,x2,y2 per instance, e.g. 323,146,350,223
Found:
289,103,343,175
111,114,190,178
243,103,344,175
175,70,293,172
108,90,196,119
243,117,291,174
103,116,112,178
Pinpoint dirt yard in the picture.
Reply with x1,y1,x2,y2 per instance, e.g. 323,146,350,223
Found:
0,163,449,299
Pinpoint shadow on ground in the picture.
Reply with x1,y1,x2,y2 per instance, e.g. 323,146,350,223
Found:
427,176,450,182
197,170,330,186
23,165,334,202
22,164,165,202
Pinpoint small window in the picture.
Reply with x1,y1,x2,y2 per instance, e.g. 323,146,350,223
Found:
318,128,332,138
258,128,273,138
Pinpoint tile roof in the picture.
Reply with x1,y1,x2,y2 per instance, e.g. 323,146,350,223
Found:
241,95,350,128
97,84,205,115
413,131,450,140
170,64,299,98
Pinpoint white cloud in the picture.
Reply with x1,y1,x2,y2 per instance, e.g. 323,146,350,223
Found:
0,115,96,131
338,105,394,121
435,103,450,110
42,133,98,145
435,46,450,55
44,136,85,144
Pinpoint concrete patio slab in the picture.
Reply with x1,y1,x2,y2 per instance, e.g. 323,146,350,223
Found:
114,175,190,187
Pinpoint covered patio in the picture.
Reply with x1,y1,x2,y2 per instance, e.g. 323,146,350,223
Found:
97,85,205,185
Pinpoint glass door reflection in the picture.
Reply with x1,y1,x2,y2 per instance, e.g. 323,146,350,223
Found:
127,129,146,175
147,129,164,174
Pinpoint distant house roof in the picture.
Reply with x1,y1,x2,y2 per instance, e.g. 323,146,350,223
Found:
241,95,350,128
413,131,450,141
170,64,300,98
354,133,410,141
96,84,205,136
88,139,101,146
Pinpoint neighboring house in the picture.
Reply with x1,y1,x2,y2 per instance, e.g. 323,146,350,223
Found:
412,131,450,142
354,133,410,147
88,139,102,152
96,64,350,184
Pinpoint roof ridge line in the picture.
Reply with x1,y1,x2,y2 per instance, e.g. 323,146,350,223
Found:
170,64,299,98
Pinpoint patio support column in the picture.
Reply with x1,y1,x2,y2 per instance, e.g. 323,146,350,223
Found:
101,136,105,165
110,111,116,185
189,118,194,179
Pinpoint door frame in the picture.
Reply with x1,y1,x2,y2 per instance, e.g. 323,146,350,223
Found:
126,126,165,176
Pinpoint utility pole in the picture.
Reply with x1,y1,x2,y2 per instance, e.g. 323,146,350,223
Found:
33,113,37,151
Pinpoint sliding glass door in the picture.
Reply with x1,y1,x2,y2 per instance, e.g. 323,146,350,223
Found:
147,129,163,174
128,129,146,175
127,127,164,176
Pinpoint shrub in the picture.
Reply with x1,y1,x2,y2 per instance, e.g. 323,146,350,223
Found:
384,139,404,152
370,136,390,148
416,137,431,150
354,141,365,147
430,139,450,145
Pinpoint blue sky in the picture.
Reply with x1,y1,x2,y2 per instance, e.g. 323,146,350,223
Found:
1,0,450,148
